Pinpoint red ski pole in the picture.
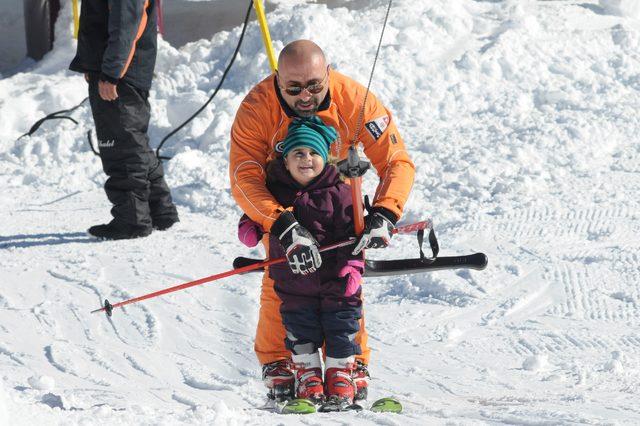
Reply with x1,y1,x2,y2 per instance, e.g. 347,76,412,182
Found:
91,221,430,317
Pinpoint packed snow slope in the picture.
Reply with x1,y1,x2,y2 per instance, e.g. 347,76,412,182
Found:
1,0,640,424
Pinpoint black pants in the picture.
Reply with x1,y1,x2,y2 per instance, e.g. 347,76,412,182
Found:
88,75,177,228
274,271,363,359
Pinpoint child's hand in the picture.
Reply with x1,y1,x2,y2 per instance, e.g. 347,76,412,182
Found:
272,211,322,275
238,214,263,247
339,260,365,297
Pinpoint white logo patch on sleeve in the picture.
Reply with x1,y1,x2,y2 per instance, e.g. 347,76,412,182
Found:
364,115,390,140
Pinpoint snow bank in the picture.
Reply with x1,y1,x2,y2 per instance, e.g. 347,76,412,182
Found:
600,0,640,18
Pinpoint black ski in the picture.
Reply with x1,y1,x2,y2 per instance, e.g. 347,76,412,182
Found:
233,252,487,276
363,252,487,277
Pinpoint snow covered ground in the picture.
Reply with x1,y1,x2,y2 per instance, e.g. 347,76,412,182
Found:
1,0,640,424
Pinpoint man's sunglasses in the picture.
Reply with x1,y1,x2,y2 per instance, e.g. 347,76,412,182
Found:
278,70,329,96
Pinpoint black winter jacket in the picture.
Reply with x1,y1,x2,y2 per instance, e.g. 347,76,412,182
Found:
69,0,157,91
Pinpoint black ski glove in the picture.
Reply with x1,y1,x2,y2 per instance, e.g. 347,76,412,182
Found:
272,211,322,275
352,206,397,255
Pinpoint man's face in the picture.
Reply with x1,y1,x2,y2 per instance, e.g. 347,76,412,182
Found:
277,57,329,117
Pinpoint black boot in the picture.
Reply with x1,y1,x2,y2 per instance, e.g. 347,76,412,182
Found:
88,220,152,240
152,216,179,231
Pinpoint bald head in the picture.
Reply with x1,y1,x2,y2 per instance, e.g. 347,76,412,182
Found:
278,40,326,71
276,40,330,117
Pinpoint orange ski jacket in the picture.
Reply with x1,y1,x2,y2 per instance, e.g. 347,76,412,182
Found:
229,69,415,232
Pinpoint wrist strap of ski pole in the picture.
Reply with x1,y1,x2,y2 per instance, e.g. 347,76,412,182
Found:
417,227,439,261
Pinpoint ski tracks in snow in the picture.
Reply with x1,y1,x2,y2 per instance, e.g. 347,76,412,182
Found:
363,199,640,422
0,189,266,414
467,204,637,419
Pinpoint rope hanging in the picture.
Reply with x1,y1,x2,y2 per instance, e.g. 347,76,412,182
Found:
351,0,393,147
155,0,254,160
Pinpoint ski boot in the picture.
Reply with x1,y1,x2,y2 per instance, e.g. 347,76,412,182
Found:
295,367,324,404
320,357,357,412
353,360,370,401
292,352,325,404
262,359,295,402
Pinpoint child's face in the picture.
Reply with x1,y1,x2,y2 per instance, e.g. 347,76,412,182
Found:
284,147,325,186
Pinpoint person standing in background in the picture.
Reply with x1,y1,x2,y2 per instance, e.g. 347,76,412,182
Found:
69,0,178,240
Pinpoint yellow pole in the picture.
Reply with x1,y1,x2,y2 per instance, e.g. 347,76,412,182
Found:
252,0,277,72
72,0,80,39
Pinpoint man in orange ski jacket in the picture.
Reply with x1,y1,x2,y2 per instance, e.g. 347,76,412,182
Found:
229,40,414,401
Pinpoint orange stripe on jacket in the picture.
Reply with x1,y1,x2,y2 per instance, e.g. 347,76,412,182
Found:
120,0,150,79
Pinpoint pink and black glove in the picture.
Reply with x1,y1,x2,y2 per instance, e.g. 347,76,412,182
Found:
237,214,264,247
339,260,365,297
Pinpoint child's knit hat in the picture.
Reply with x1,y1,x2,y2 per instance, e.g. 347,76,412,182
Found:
281,116,337,162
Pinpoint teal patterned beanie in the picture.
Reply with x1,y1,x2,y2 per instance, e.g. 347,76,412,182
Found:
281,116,337,163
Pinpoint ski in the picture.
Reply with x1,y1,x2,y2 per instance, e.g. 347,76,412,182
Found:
318,396,363,412
255,398,315,414
363,252,487,277
322,396,401,413
233,252,488,276
370,396,402,413
256,396,402,414
280,398,317,414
